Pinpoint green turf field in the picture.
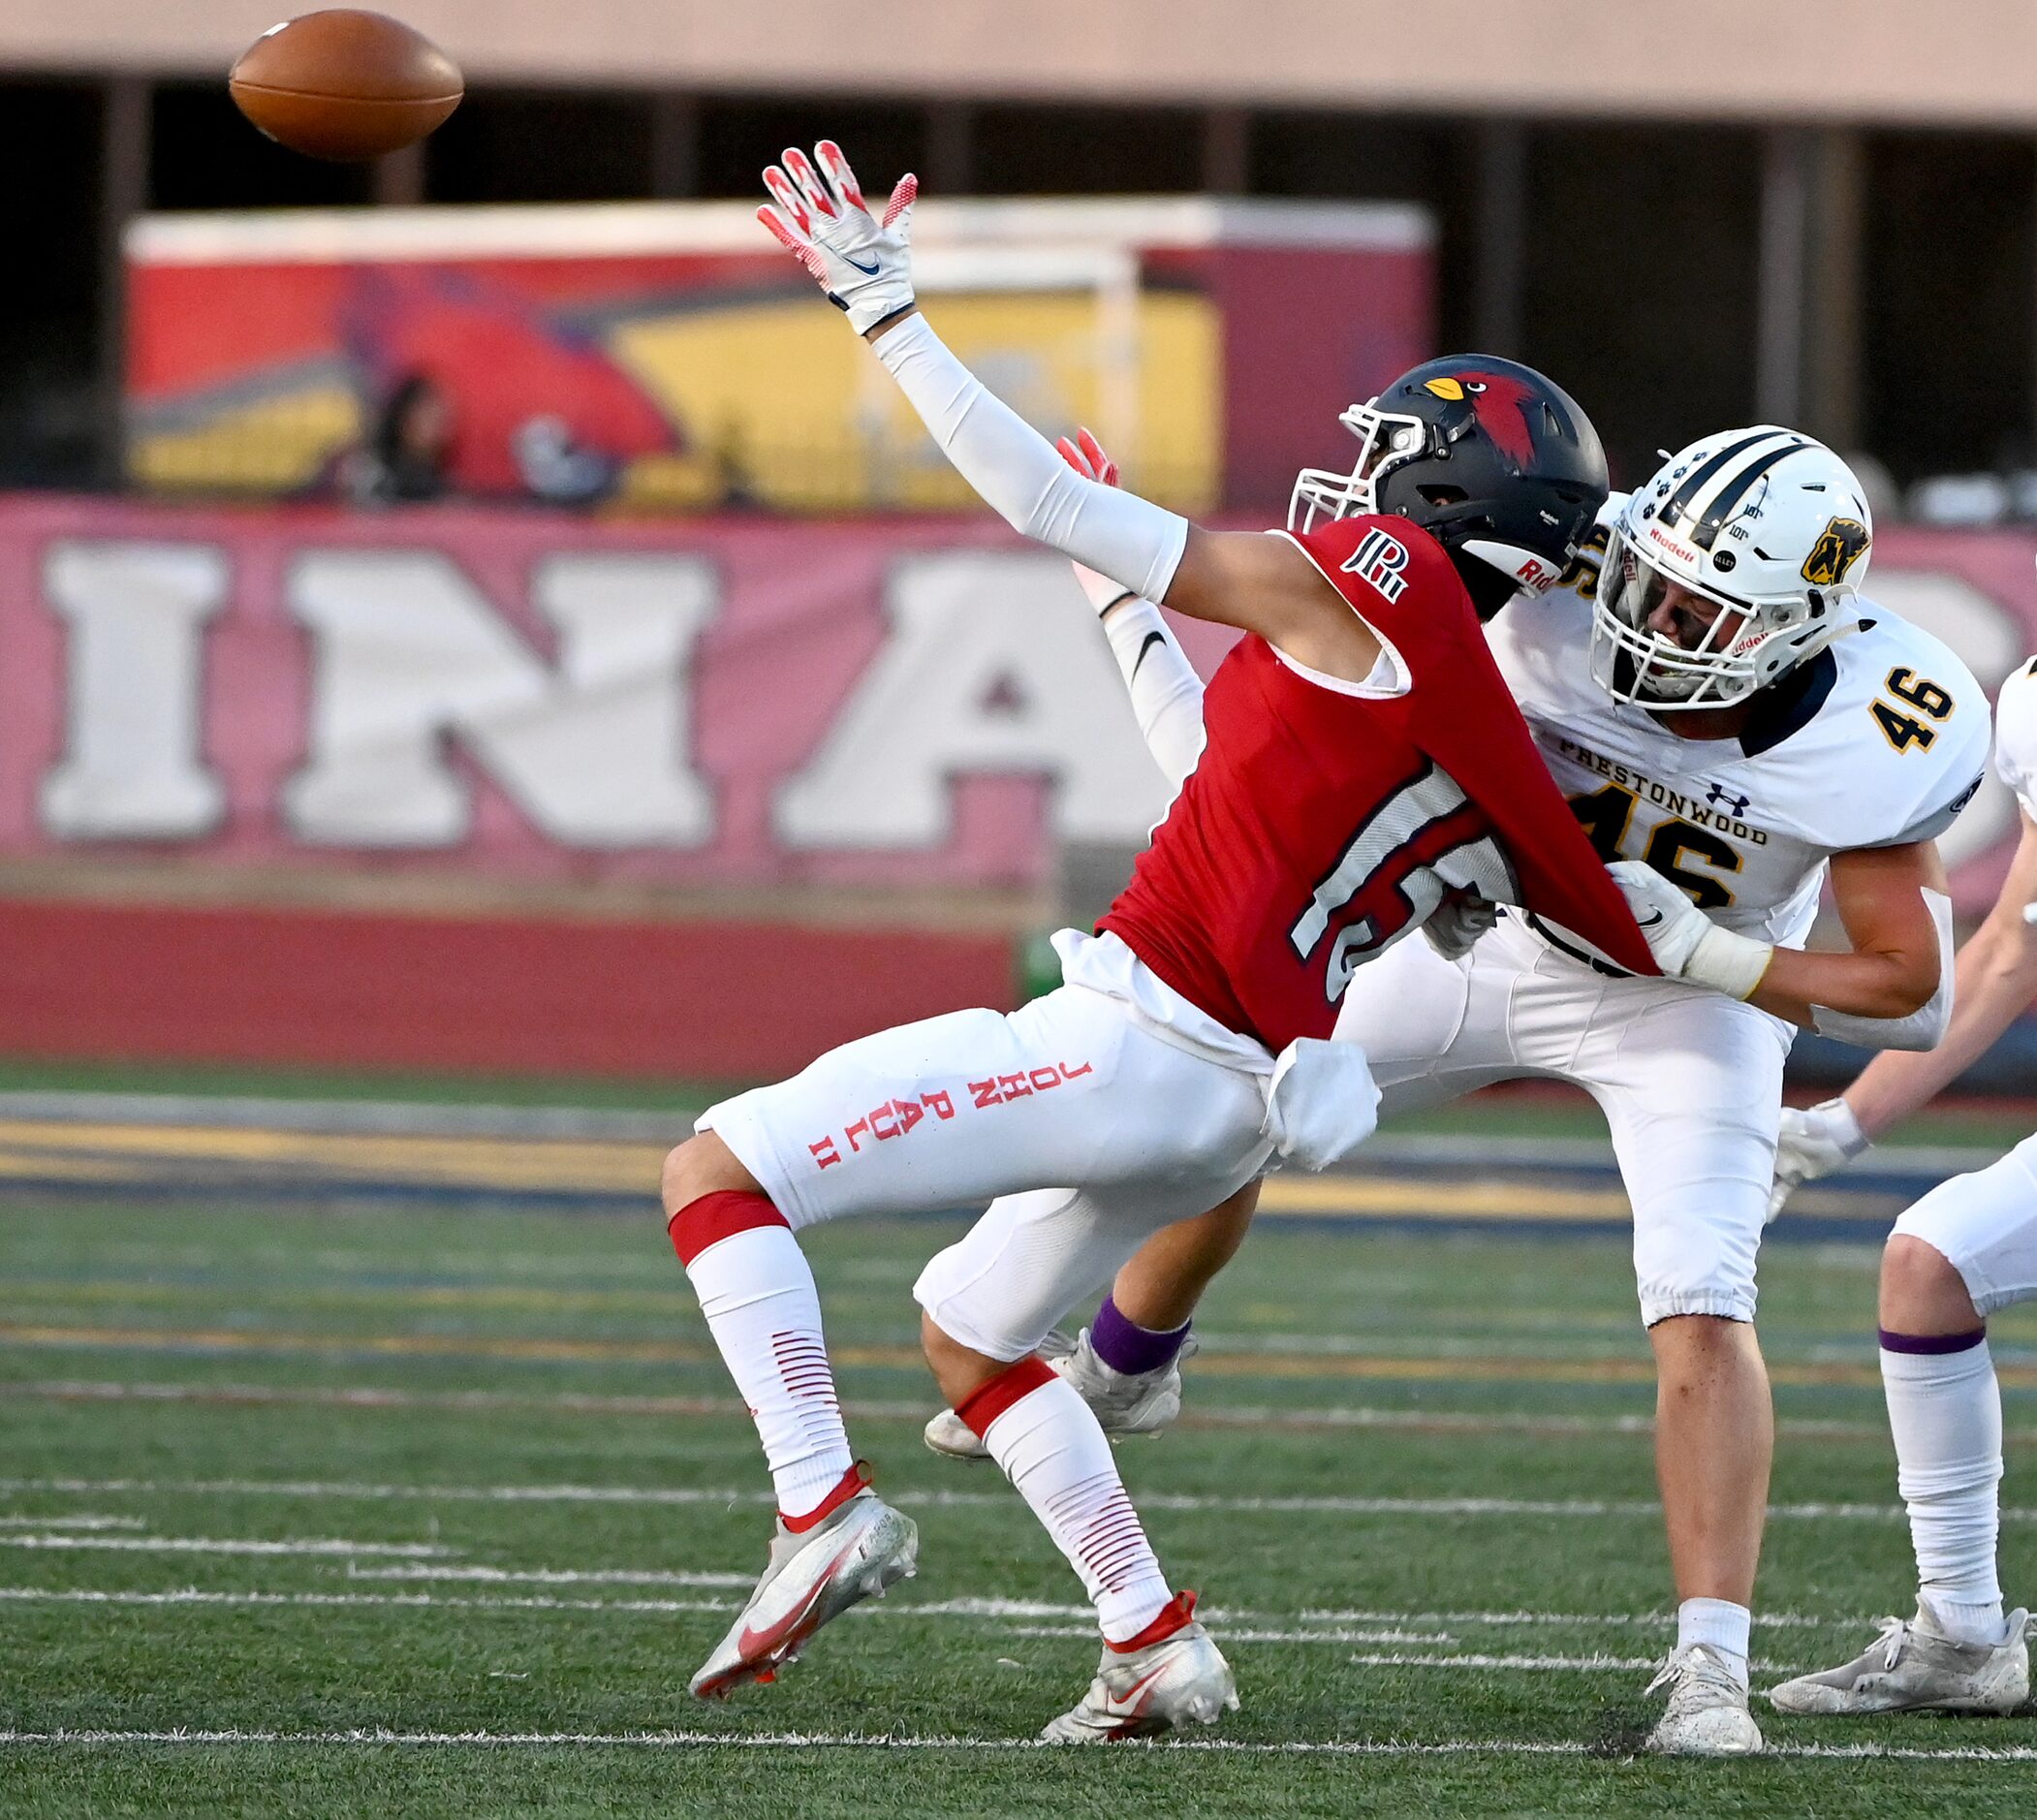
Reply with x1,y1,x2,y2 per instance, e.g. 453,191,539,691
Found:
0,1184,2032,1817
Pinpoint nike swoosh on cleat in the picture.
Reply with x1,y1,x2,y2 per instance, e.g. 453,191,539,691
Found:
735,1541,856,1662
843,255,882,275
694,1538,860,1697
1106,1659,1174,1719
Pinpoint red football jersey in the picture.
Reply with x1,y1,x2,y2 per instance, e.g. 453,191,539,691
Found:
1098,516,1655,1052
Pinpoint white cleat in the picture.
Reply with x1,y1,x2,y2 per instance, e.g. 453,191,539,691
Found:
923,1328,1197,1461
1768,1604,2032,1716
1645,1644,1764,1756
1040,1591,1238,1743
688,1474,918,1700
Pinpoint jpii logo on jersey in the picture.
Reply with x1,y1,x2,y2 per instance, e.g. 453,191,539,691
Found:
1340,527,1411,603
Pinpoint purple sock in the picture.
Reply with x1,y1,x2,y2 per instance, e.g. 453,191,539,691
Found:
1879,1326,1988,1355
1089,1295,1189,1377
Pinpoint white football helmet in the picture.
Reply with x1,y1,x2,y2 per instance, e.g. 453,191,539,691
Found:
1589,426,1871,710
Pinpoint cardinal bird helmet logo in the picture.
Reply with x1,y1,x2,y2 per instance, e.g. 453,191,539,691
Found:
1422,371,1540,468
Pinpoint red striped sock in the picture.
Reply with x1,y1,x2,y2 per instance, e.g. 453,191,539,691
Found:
673,1195,852,1521
966,1359,1171,1642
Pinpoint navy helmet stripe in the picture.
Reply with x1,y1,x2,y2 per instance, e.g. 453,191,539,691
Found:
1659,430,1783,528
1688,438,1808,550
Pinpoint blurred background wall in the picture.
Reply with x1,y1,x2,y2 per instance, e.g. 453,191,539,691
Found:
0,2,2031,1086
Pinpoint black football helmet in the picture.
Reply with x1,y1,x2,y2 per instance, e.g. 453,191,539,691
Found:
1290,354,1609,614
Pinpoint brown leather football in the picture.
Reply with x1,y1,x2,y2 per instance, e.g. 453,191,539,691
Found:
230,11,462,162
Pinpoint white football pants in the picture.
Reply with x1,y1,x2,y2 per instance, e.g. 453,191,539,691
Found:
700,969,1276,1359
1332,911,1792,1325
1892,1133,2037,1316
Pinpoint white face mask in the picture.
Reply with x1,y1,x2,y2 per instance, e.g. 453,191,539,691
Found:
1287,400,1425,536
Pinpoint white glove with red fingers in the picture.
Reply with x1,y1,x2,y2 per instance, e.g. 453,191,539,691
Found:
1608,859,1773,998
757,141,919,335
1057,428,1139,616
1768,1097,1869,1222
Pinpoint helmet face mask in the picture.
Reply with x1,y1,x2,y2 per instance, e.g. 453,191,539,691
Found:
1288,356,1609,605
1289,400,1432,537
1589,427,1871,712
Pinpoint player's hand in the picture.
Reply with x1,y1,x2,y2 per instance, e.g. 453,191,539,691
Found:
757,141,918,336
1609,860,1709,973
1608,859,1772,998
1421,893,1498,961
1058,429,1138,615
1768,1096,1868,1221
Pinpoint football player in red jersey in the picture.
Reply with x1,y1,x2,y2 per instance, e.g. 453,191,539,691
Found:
927,426,1976,1755
659,141,1650,1740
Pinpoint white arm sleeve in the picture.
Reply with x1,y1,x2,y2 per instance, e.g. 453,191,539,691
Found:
1810,887,1956,1051
1100,598,1207,795
873,313,1189,604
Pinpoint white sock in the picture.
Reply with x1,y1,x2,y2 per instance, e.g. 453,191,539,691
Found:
684,1226,855,1520
981,1375,1172,1642
1677,1598,1750,1686
1882,1335,2007,1645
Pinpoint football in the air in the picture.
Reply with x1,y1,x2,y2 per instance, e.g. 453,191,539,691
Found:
230,11,462,162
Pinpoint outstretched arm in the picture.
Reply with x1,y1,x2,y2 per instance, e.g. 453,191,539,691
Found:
1840,813,2037,1131
1059,430,1207,794
1769,810,2037,1216
758,141,1381,683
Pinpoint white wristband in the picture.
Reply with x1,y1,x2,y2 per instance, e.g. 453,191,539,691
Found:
1686,924,1774,1001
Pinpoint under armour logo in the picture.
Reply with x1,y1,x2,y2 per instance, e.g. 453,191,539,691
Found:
1705,783,1751,815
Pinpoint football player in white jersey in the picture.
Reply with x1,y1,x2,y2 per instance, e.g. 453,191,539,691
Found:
928,424,1991,1755
1763,655,2037,1717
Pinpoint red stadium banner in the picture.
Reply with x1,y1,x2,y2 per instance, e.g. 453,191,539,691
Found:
125,198,1435,515
0,493,1239,895
0,496,2028,910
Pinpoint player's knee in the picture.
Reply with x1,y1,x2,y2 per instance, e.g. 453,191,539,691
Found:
1880,1233,1979,1333
920,1309,1002,1408
1646,1311,1765,1393
660,1131,755,1218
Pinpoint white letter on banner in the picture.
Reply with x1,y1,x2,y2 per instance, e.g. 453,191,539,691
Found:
40,540,229,839
775,551,1175,849
284,550,716,848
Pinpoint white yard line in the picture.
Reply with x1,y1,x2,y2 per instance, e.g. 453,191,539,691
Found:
0,1587,739,1616
0,1379,1924,1442
0,1535,453,1558
1297,1607,1846,1630
7,1474,2032,1522
342,1574,1874,1633
0,1585,1817,1663
0,1515,144,1531
1,1379,943,1424
344,1563,755,1587
0,1727,2032,1762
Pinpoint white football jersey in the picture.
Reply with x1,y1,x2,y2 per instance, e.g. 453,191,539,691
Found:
1992,654,2037,823
1488,499,1991,948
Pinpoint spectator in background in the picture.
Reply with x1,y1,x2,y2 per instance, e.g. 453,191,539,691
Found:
512,414,621,509
326,373,456,507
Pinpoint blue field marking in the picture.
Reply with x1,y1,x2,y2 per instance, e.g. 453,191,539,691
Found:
0,1090,1999,1240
